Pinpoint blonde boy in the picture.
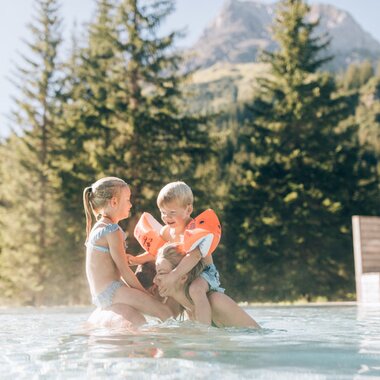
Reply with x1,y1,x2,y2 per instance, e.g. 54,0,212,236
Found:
154,181,224,325
128,181,224,325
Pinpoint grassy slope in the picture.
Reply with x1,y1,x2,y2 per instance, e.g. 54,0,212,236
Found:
183,62,269,114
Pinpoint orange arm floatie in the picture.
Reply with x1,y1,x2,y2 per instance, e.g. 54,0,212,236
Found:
183,209,222,257
134,212,166,257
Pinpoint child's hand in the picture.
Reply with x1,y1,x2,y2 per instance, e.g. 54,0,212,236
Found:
126,254,138,266
157,271,178,297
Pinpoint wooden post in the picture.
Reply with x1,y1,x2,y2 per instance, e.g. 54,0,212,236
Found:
352,216,363,302
352,216,380,303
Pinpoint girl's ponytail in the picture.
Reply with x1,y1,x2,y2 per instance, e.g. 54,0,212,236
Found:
83,187,93,242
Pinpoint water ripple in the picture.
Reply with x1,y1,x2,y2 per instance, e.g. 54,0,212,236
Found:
0,305,380,379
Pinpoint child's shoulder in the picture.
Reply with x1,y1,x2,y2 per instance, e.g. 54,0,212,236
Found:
91,222,121,240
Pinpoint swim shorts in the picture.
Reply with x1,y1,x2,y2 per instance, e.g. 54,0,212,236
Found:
200,264,225,293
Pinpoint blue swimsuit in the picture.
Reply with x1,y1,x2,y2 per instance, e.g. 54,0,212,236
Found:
86,223,121,253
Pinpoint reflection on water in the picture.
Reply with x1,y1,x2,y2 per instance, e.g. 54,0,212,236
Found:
356,305,380,378
0,305,380,379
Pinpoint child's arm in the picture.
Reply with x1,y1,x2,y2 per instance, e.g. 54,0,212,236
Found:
107,230,147,293
158,248,202,296
126,252,155,266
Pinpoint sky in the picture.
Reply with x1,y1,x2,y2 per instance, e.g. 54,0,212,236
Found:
1,0,380,136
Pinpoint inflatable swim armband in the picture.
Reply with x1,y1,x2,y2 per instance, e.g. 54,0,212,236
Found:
134,212,165,256
183,209,221,257
134,209,222,257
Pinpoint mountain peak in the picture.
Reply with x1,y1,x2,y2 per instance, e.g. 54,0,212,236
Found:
188,0,380,71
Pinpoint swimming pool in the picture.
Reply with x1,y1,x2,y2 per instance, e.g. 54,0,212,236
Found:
0,305,379,379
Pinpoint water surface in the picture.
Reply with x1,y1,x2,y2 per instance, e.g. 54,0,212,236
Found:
1,305,379,379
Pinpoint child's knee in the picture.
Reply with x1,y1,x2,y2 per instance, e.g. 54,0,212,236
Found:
189,278,208,299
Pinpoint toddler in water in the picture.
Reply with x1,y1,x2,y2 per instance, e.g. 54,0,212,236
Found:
129,181,224,325
83,177,172,321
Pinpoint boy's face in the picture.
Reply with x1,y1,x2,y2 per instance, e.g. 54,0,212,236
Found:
159,200,192,231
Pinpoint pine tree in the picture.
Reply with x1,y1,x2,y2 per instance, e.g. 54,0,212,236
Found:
358,60,375,86
343,61,375,90
0,0,73,304
343,63,362,90
56,0,118,226
356,76,380,184
60,0,211,245
106,0,211,213
43,1,126,303
223,0,376,301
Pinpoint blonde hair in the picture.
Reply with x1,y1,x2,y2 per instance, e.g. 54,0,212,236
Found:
83,177,129,240
157,243,204,302
157,181,193,208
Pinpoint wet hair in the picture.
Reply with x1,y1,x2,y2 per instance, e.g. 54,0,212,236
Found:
157,181,193,208
157,243,204,302
83,177,129,240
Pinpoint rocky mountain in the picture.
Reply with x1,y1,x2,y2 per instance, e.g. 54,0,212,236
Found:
187,0,380,71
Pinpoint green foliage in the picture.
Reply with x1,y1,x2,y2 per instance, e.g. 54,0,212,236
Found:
342,60,375,90
183,63,268,115
0,0,85,305
221,0,379,301
356,76,380,181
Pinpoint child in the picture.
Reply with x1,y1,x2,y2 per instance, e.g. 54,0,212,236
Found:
129,181,224,325
154,243,260,329
83,176,172,322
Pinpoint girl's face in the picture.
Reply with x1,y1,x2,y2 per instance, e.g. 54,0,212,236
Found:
159,200,192,232
154,258,177,296
116,186,132,220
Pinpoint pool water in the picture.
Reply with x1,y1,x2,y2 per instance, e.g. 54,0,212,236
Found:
0,305,379,379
